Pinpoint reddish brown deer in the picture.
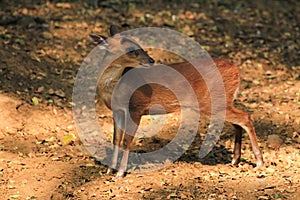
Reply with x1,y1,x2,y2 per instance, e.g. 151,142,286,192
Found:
91,25,264,178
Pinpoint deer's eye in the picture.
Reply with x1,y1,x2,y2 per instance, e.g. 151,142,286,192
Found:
127,48,139,57
133,50,139,57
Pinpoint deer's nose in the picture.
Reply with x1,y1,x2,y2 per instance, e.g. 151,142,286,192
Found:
149,57,155,64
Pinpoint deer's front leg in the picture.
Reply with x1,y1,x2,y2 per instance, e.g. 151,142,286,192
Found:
107,111,125,174
116,134,134,178
116,113,141,178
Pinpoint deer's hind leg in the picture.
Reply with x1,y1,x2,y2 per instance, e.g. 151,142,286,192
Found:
232,124,242,165
226,106,264,167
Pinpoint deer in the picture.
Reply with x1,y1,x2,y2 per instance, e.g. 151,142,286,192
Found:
90,25,264,178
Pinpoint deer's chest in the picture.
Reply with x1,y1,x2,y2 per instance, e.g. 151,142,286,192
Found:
99,77,119,109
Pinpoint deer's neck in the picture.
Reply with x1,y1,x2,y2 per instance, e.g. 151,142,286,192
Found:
99,62,126,108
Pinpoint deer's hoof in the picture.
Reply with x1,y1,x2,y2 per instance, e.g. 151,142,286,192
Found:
231,157,240,166
256,160,264,167
107,168,113,174
116,171,125,178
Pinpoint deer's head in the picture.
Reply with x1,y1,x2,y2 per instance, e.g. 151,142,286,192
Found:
90,25,154,69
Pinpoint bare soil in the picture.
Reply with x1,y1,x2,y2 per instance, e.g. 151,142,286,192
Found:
0,1,299,199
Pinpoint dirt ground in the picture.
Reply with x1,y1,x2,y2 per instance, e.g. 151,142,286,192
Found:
0,1,299,199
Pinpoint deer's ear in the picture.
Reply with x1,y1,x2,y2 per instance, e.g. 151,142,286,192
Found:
89,34,107,45
110,25,120,36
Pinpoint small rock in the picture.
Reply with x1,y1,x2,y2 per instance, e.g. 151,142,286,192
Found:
54,89,66,98
258,195,269,200
266,134,283,150
67,125,73,130
47,88,54,95
265,70,272,76
52,108,57,115
292,131,299,139
67,187,73,193
256,173,266,178
36,86,44,93
266,167,275,175
253,79,260,85
56,2,72,9
42,31,53,40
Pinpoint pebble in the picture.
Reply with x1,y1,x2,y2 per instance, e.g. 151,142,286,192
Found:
42,31,53,40
267,134,284,150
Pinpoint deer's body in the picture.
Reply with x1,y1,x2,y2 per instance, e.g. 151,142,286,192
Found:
92,26,264,178
134,59,239,115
